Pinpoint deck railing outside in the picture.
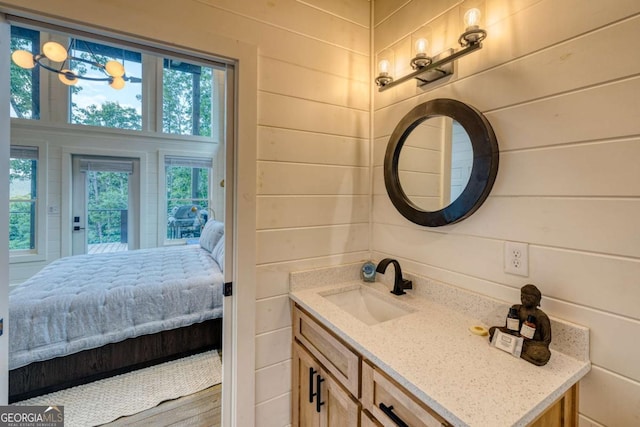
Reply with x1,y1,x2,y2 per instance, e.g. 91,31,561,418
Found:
87,208,128,254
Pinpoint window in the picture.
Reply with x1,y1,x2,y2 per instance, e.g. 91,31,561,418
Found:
69,39,143,130
9,24,226,139
9,146,39,251
165,156,212,241
163,59,214,137
10,26,40,120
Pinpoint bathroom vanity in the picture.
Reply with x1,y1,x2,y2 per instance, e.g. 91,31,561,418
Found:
289,265,590,426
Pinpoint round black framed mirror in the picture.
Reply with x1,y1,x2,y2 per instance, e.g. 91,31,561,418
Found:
384,98,499,227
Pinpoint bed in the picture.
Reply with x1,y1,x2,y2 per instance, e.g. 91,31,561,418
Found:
8,220,225,403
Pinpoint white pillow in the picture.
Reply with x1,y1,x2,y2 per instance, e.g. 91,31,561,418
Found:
211,235,225,270
199,220,224,253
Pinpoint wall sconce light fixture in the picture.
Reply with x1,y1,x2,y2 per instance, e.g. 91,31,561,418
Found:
375,7,487,92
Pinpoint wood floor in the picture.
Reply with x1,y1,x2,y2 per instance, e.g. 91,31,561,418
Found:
102,384,221,427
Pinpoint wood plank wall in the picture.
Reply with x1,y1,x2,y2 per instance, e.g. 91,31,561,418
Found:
249,1,371,423
372,1,640,426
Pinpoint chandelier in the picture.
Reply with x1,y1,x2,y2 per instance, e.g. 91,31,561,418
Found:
11,40,140,90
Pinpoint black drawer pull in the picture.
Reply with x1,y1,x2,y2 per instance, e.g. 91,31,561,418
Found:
308,368,317,403
316,375,325,413
380,402,409,427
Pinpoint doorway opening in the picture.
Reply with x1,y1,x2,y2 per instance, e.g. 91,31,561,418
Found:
5,15,234,423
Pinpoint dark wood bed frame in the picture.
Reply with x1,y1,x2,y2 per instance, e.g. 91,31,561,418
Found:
8,318,222,403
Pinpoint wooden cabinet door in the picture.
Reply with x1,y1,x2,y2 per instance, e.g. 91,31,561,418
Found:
293,342,321,427
319,369,359,427
293,341,360,427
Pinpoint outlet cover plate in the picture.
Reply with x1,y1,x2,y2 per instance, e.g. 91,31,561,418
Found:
504,241,529,276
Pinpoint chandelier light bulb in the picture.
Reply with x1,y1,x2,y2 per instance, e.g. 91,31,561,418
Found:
109,76,126,90
105,60,125,78
464,8,482,30
11,50,36,69
58,69,78,86
42,41,68,62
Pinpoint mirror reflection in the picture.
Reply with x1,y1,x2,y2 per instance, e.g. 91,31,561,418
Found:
398,117,472,211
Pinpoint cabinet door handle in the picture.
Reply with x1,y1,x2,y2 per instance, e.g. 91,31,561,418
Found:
308,368,317,403
315,375,325,413
379,403,409,427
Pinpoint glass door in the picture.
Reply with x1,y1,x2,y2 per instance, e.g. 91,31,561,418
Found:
72,155,140,255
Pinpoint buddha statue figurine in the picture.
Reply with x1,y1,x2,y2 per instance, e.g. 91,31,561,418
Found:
489,284,552,366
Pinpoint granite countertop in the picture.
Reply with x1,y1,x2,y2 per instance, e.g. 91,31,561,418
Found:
289,268,591,427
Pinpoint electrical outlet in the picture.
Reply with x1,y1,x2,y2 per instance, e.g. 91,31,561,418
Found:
504,241,529,276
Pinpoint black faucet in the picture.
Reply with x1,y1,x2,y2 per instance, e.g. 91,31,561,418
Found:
376,258,413,296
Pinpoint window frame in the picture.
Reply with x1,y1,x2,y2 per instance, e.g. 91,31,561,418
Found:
9,140,48,263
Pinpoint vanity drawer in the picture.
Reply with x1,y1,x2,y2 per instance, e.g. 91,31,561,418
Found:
293,305,360,397
362,361,451,427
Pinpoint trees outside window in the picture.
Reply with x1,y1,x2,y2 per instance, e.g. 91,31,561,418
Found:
10,27,40,119
163,59,213,137
9,146,38,251
69,39,143,130
86,170,129,246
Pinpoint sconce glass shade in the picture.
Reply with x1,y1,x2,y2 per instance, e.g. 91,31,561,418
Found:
375,58,393,87
105,60,125,77
42,41,68,62
411,38,431,69
464,8,482,30
378,59,390,74
11,50,36,69
459,6,487,47
415,38,429,56
375,50,395,87
109,76,126,90
58,69,78,86
375,65,393,86
410,26,432,70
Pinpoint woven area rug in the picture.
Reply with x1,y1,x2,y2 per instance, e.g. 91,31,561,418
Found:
15,351,221,426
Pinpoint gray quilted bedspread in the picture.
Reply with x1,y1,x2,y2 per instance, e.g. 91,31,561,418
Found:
9,245,224,370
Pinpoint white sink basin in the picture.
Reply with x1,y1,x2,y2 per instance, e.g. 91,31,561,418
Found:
321,285,415,325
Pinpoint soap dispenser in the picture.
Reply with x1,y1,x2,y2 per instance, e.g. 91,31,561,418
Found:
506,307,520,333
361,261,376,282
